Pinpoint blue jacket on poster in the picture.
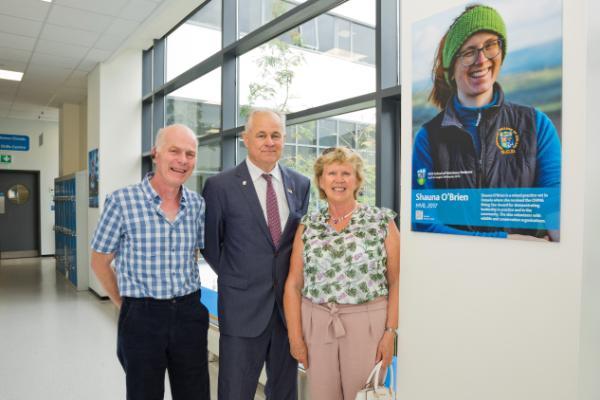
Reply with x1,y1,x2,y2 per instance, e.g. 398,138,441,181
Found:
412,84,561,237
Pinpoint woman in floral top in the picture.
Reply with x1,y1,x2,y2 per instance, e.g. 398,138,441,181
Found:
284,147,400,400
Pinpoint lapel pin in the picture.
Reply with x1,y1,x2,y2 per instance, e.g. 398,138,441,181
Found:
242,180,247,186
287,188,293,194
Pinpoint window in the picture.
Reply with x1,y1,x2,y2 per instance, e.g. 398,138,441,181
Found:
318,120,337,147
352,23,375,65
184,142,221,193
334,18,351,54
166,0,221,81
299,19,318,49
238,0,304,38
238,0,376,118
165,68,221,138
235,108,376,211
142,0,398,212
284,109,376,210
293,121,317,146
317,14,335,52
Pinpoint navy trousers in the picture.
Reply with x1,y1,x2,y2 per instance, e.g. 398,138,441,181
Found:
117,291,210,400
218,306,298,400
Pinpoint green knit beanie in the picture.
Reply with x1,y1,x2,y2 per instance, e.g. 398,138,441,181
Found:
442,5,507,73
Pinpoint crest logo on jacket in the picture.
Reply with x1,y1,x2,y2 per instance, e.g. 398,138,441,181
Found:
495,127,519,155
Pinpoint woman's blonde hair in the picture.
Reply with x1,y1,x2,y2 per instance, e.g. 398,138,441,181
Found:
313,147,364,200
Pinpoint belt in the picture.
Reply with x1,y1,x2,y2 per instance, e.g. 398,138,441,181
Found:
302,296,387,342
123,290,200,305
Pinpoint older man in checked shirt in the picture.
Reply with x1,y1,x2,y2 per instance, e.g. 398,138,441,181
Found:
91,124,209,400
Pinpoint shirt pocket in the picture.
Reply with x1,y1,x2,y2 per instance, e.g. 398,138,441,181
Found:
126,221,161,256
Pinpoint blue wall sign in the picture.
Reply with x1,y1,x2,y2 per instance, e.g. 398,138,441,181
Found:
0,134,29,151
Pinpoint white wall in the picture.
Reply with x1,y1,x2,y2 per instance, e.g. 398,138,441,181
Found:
59,103,83,176
79,99,87,172
0,118,59,255
87,49,142,295
578,1,600,399
97,49,142,198
398,0,594,399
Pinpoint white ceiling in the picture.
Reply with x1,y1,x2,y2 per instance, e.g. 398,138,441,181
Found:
0,0,165,122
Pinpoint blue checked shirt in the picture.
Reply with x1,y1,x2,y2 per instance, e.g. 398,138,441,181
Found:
91,173,205,299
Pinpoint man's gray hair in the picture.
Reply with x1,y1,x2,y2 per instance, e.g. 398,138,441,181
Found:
244,108,286,135
154,124,198,150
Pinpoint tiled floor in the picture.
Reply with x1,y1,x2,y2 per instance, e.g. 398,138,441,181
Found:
0,257,227,400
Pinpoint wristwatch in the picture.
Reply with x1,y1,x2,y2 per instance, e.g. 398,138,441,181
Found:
384,327,397,336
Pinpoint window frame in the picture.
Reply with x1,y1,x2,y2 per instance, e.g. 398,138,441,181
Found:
141,0,400,211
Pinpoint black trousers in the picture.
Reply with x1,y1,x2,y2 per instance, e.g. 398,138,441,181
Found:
117,291,210,400
218,305,298,400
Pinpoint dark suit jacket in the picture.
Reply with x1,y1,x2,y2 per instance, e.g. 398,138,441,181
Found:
202,161,310,338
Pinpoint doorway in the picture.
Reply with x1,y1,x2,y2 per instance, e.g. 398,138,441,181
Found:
0,170,40,259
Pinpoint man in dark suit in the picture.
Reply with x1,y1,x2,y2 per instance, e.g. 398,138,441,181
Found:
202,109,311,400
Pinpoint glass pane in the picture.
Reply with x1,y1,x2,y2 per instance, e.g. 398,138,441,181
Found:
183,141,221,193
280,107,376,211
318,119,337,147
285,125,296,144
239,0,376,115
296,145,317,177
334,18,351,53
299,19,317,49
7,184,30,204
281,145,296,165
235,109,376,210
236,138,247,163
296,121,316,146
357,149,376,202
339,121,356,148
165,68,221,138
142,48,152,95
238,0,305,38
197,142,221,173
352,23,375,65
142,102,152,153
317,14,335,52
184,171,218,193
166,0,222,81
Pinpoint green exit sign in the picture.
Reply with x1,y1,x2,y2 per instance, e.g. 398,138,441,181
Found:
0,154,12,164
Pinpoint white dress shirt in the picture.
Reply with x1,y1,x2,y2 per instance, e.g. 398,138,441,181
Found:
245,158,290,232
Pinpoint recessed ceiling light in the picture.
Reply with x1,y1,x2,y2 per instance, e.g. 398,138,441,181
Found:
41,0,52,3
0,69,23,82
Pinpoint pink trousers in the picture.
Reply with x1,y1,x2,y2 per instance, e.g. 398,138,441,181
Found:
301,296,388,400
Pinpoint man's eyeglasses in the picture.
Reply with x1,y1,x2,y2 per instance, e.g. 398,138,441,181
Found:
456,39,502,67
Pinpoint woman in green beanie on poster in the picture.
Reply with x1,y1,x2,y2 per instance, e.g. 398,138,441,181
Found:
412,4,562,241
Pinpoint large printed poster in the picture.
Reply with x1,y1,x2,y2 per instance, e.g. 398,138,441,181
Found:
411,0,562,242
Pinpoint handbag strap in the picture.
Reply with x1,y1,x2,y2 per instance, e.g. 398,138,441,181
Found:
364,361,382,388
364,360,396,392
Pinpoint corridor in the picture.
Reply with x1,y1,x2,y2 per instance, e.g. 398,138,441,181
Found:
0,257,227,400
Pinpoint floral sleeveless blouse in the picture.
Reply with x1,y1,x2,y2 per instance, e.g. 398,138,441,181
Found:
301,204,397,304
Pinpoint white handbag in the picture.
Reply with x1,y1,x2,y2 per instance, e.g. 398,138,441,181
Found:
354,360,396,400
